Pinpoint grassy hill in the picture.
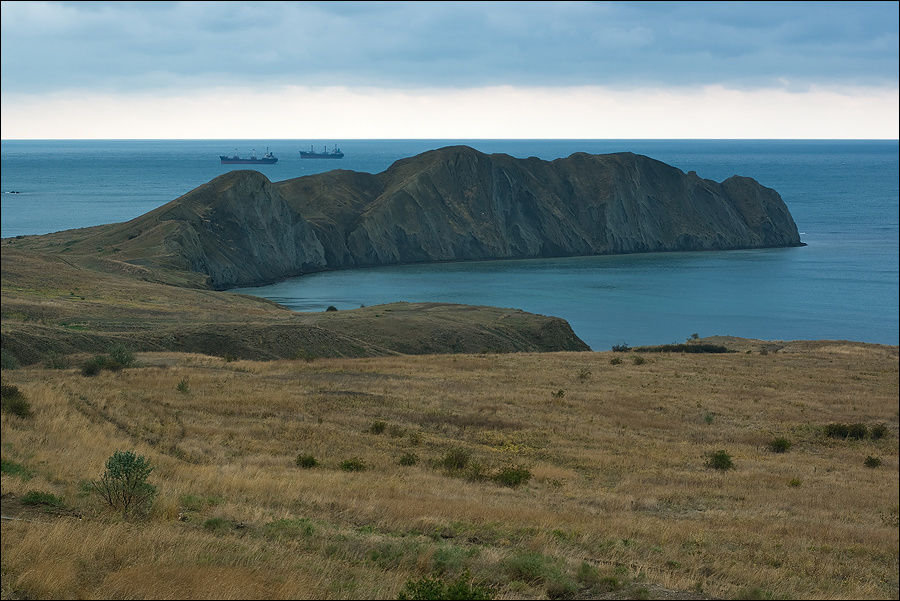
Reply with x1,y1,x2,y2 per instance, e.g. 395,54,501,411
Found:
2,342,896,599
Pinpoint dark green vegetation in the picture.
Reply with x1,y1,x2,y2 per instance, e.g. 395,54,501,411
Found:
397,572,493,600
1,384,31,418
21,490,66,509
295,454,318,469
706,450,734,471
824,422,889,440
91,450,156,515
767,437,792,453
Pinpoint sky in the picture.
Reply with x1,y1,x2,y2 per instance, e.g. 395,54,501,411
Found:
1,1,898,139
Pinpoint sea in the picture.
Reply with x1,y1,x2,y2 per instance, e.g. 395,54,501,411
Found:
1,139,897,350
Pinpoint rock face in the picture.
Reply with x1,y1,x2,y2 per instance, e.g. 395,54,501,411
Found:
113,146,803,289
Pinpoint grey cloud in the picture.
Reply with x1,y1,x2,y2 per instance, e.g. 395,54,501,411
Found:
1,1,897,94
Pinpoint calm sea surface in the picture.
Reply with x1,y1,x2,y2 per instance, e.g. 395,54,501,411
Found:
2,139,897,349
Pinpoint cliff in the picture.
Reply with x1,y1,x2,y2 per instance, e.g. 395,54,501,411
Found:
10,146,802,289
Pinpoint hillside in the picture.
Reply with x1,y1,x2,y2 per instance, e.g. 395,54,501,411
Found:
8,146,802,289
1,342,896,599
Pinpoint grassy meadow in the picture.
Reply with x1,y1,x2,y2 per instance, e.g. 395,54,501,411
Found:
1,342,898,599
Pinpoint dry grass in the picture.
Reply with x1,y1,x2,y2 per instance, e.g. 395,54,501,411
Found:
2,342,897,599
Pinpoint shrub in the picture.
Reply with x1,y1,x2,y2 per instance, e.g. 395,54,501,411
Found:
397,571,492,600
325,306,338,312
1,384,32,418
577,368,591,382
296,454,318,468
767,437,792,453
22,490,65,508
611,343,630,352
340,457,367,472
92,450,156,515
824,423,850,438
176,378,190,394
264,517,314,539
545,578,578,600
1,458,33,480
870,423,888,439
631,354,646,365
847,423,868,439
389,424,406,438
493,466,531,488
398,452,418,466
609,357,622,365
864,455,882,468
703,412,714,425
368,420,387,435
441,448,471,472
789,478,802,487
203,517,233,533
81,355,112,376
551,389,565,399
107,343,135,368
706,450,734,471
502,551,555,584
1,351,21,370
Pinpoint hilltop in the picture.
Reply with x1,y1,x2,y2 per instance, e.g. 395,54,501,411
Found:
8,146,802,290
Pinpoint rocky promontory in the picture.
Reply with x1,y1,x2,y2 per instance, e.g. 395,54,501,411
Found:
14,146,802,290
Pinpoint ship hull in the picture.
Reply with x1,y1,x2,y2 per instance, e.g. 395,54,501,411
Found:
299,153,343,159
220,158,278,164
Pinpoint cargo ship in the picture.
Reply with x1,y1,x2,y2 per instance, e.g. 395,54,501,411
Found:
299,145,344,159
220,148,278,164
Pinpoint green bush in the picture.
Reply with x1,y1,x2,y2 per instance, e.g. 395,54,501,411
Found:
870,423,888,439
502,551,556,584
824,423,849,438
767,438,792,453
340,458,367,472
397,571,493,600
1,351,21,370
1,384,32,418
706,450,734,471
22,490,65,508
493,466,531,488
107,343,135,368
864,455,882,468
631,355,646,365
264,517,314,539
611,343,631,352
847,423,868,440
203,517,234,533
789,478,802,488
296,454,318,468
577,368,591,382
441,448,471,472
609,356,622,365
1,458,33,480
176,378,190,394
92,450,156,515
81,355,115,376
398,452,419,466
369,420,387,435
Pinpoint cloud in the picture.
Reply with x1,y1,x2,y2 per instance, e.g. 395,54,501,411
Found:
1,1,897,94
3,84,897,139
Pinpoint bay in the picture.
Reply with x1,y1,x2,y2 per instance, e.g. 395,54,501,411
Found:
2,139,897,349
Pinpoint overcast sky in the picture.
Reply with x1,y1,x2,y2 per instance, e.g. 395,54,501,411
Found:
1,1,898,139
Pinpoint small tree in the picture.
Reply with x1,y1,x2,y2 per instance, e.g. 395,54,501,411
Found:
92,450,156,515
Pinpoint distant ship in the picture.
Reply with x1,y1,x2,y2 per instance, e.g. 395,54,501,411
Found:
299,145,344,159
220,148,278,164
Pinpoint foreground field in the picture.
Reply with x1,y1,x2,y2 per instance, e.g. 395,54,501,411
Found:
1,342,897,599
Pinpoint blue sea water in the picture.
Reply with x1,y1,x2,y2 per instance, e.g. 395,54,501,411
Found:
2,139,898,349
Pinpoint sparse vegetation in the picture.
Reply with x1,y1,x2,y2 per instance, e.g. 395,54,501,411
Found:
870,423,888,439
706,450,734,471
0,345,896,599
440,448,471,472
631,354,646,365
176,378,190,394
609,356,622,365
1,384,32,418
368,420,387,434
107,343,135,368
632,343,733,353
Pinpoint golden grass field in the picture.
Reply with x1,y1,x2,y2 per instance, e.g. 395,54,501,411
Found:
1,342,898,599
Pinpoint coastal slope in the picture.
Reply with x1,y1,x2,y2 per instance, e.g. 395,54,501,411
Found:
11,146,802,290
